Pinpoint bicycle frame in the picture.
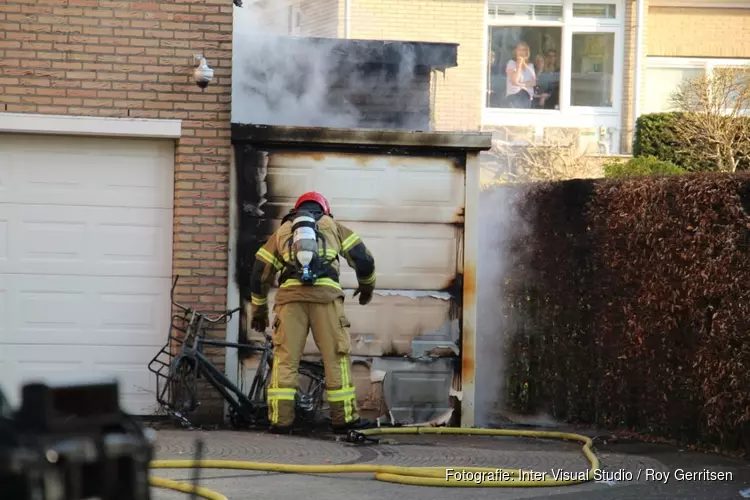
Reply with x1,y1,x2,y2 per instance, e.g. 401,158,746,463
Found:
180,337,272,427
170,336,327,429
149,275,328,429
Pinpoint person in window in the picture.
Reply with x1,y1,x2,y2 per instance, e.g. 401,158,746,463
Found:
505,42,536,109
544,48,559,72
534,54,546,74
537,49,560,109
533,54,548,108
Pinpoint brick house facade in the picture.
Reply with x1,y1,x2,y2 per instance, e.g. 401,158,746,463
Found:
642,4,750,115
0,0,233,303
276,0,749,155
0,0,234,417
1,0,748,421
285,0,633,148
647,6,750,59
293,0,489,133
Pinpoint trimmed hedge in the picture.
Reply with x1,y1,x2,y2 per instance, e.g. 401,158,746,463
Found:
603,155,686,178
490,173,750,455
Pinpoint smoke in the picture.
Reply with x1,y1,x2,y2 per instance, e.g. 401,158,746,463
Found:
231,3,426,129
473,170,532,428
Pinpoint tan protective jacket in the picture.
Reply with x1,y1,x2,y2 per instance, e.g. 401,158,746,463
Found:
249,214,376,309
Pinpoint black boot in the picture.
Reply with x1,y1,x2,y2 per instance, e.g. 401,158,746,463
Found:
331,417,376,435
269,420,312,436
268,425,294,435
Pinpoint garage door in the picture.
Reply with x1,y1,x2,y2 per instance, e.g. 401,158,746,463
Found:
258,151,463,356
237,148,463,423
0,134,174,415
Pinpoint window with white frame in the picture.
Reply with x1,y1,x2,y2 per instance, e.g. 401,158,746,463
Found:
643,57,750,114
288,5,301,35
485,0,622,113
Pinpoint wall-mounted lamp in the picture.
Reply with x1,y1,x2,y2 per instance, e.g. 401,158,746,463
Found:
192,54,214,91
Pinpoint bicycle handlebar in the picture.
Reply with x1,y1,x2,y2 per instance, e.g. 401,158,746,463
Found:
170,275,240,324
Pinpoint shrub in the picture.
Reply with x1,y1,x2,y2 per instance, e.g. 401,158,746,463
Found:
633,113,706,171
634,113,680,160
603,156,686,178
490,173,750,456
633,112,750,172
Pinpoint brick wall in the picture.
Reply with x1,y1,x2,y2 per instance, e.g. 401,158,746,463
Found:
245,0,340,37
0,0,233,419
648,7,750,58
620,0,649,154
346,0,484,132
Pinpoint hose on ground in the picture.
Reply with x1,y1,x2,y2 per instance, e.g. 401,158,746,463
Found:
148,426,601,500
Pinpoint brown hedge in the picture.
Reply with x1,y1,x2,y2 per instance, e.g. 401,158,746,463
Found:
485,173,750,454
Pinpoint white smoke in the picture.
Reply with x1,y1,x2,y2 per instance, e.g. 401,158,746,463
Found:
474,178,532,428
231,3,423,129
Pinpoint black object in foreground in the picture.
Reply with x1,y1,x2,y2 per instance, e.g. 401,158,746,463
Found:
0,379,154,500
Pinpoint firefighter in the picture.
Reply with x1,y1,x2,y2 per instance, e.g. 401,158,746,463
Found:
246,191,377,434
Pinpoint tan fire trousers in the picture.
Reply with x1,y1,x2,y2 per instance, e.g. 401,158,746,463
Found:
267,297,360,428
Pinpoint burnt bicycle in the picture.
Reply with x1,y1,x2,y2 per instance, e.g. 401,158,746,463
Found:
147,276,329,430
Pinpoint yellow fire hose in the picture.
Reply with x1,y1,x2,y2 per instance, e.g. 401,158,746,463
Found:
148,426,601,500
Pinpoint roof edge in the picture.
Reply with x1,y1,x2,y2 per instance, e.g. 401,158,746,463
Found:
649,0,749,7
231,123,493,152
235,34,459,69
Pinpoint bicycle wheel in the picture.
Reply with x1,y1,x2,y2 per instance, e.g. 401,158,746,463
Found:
297,363,327,424
170,355,199,414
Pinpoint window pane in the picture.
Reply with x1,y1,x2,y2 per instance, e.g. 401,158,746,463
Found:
712,66,750,110
488,2,563,22
486,26,563,110
573,3,616,19
570,33,615,107
642,66,704,113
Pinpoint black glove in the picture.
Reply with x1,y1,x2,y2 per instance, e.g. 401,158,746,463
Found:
250,305,269,332
353,285,373,305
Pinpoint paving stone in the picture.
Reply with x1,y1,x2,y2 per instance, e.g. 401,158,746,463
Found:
148,429,749,500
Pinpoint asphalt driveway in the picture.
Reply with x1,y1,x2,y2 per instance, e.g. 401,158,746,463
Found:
147,429,750,500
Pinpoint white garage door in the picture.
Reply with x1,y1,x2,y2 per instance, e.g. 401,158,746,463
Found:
239,148,464,423
246,150,464,354
0,133,174,416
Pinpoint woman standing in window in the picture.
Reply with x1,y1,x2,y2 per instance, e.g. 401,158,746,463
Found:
505,42,536,109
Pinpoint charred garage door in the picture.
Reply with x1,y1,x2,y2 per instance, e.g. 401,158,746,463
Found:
230,124,491,425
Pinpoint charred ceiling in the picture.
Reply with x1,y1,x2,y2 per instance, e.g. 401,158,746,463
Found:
231,124,492,153
264,35,459,70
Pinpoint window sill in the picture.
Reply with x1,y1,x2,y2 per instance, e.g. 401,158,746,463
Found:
481,107,623,135
483,107,619,116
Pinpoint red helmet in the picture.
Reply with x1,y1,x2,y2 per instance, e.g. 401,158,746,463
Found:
294,191,331,215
